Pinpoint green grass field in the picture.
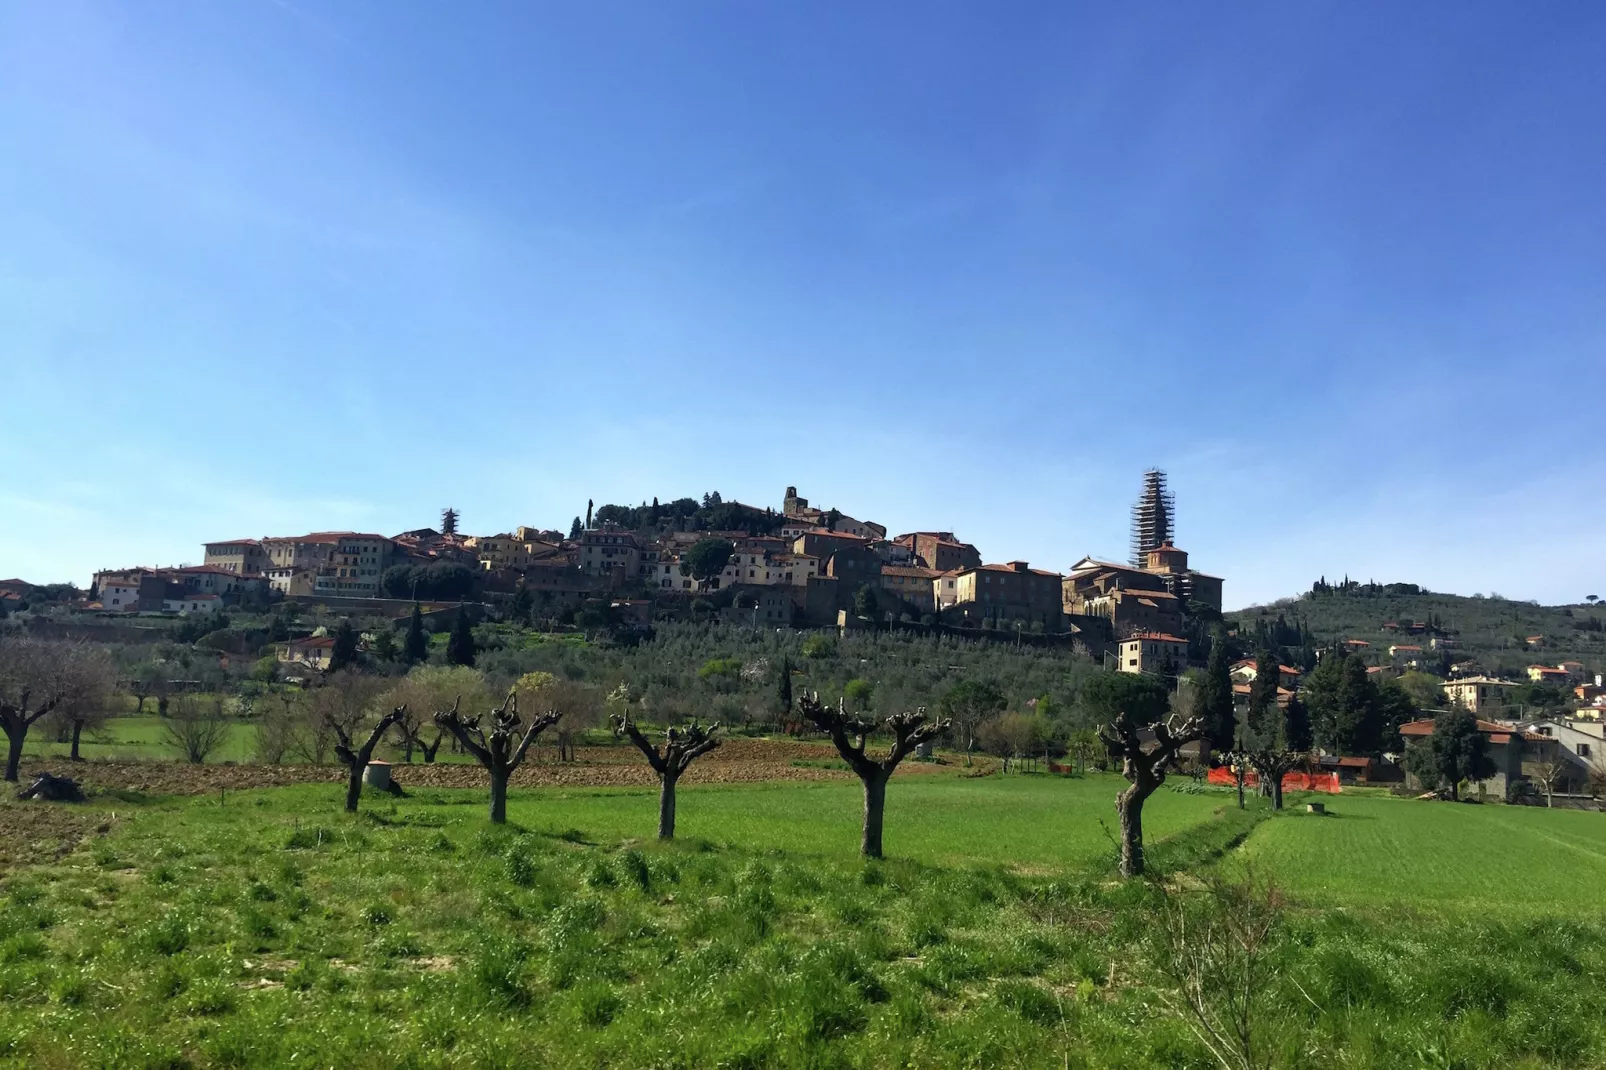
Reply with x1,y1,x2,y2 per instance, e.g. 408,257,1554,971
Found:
22,715,259,764
1237,793,1606,911
2,773,1604,1068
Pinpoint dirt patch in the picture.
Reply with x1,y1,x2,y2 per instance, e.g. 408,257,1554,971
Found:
0,801,104,872
17,741,966,797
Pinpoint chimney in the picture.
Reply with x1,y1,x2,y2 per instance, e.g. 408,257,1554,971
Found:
1010,561,1028,573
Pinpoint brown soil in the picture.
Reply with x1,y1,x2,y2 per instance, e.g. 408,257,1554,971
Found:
14,739,970,797
0,801,107,872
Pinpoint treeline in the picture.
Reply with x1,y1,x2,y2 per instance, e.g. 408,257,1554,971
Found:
591,492,786,536
379,562,482,601
1309,576,1426,598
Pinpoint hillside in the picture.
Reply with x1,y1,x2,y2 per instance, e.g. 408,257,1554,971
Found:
1229,582,1606,679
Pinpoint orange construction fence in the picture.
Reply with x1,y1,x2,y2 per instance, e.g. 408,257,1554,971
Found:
1206,766,1342,793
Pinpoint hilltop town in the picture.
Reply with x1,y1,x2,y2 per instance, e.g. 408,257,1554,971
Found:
60,471,1225,655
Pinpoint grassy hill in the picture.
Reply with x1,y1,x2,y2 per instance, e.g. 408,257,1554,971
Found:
1229,583,1606,679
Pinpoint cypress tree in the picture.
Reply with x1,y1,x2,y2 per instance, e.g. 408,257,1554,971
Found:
1196,634,1235,752
1247,649,1280,732
446,611,477,668
404,603,429,664
777,657,794,716
328,619,359,673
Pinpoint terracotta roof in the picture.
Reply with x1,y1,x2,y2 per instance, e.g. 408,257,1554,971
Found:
1125,632,1188,644
1343,639,1371,647
881,566,940,579
1529,666,1568,675
1392,645,1423,651
1399,718,1540,741
205,539,260,547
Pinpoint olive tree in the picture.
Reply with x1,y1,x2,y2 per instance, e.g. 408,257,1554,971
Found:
44,644,117,761
613,716,721,838
0,637,79,781
797,692,949,858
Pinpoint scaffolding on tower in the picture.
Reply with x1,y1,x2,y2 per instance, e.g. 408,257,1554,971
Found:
1129,469,1175,566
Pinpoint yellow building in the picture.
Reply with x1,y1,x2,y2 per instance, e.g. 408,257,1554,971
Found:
1442,676,1518,714
1118,633,1190,675
1527,665,1571,685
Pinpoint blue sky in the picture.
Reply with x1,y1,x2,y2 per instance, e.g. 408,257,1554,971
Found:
2,1,1603,607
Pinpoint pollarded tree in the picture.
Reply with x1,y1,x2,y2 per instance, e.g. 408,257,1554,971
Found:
797,692,950,859
1098,711,1205,877
435,692,560,823
612,716,721,839
1240,689,1306,812
333,705,407,813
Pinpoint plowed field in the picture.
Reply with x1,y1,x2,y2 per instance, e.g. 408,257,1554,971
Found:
14,739,976,796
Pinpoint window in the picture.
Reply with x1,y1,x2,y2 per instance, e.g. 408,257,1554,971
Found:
1581,743,1593,758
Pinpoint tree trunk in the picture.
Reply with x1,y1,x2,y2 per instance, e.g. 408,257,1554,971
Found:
70,720,84,762
345,766,363,813
1116,780,1153,878
489,768,509,824
1269,774,1284,811
1448,779,1459,802
403,733,414,763
135,695,146,714
3,726,23,783
658,771,678,840
1235,772,1245,810
861,771,889,859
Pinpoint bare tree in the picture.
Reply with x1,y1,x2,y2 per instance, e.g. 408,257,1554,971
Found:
514,673,602,762
386,666,486,762
163,694,233,764
435,692,560,823
333,705,408,812
1587,755,1606,800
253,694,298,764
45,644,118,761
612,716,721,839
797,692,950,859
1530,754,1567,808
1223,750,1252,810
298,671,384,766
1099,712,1205,877
0,638,79,781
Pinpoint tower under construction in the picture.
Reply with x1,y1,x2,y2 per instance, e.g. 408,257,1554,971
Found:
1129,469,1175,566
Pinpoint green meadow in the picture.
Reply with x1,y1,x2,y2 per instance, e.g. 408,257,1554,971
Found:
2,773,1604,1068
